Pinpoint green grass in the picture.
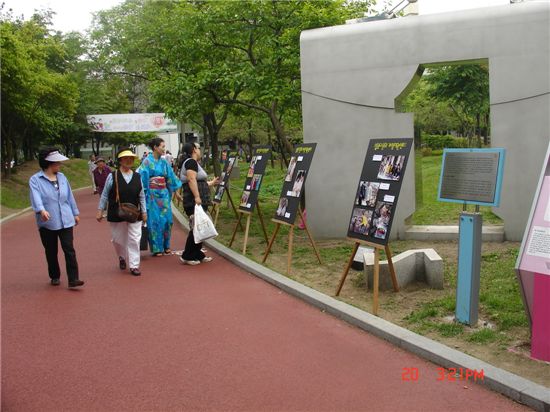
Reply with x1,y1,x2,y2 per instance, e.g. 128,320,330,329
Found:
1,159,90,211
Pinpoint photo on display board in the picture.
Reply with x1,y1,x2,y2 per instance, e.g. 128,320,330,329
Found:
226,158,236,176
240,191,251,207
377,155,405,181
247,157,257,178
349,207,373,236
276,197,289,218
285,156,297,182
251,174,262,190
220,172,226,185
355,181,380,208
370,201,393,239
290,170,306,197
214,186,225,201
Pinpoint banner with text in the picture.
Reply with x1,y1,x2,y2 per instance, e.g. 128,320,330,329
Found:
86,113,177,133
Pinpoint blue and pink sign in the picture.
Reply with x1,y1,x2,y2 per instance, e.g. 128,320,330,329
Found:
516,143,550,362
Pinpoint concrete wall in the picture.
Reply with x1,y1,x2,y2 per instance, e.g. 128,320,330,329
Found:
300,2,550,240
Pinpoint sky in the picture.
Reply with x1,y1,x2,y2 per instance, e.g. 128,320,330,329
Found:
2,0,529,34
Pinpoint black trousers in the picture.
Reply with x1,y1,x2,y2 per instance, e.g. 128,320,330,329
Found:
182,206,206,261
38,227,79,282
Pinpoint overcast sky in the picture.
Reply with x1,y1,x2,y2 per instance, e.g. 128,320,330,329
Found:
2,0,528,34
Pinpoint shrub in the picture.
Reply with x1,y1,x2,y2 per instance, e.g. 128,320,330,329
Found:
421,134,469,150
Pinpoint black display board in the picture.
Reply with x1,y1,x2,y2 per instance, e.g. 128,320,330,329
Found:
238,145,271,213
213,151,238,204
273,143,317,225
346,138,413,246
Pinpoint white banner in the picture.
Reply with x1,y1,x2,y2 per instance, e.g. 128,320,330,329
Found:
86,113,177,133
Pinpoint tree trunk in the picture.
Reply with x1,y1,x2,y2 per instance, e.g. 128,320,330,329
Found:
268,102,292,164
203,113,222,177
266,126,275,169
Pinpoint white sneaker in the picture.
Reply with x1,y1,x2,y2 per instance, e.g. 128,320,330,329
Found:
202,256,213,263
201,248,207,253
179,256,201,265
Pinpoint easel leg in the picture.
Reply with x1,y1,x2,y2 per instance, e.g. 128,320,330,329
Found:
226,190,243,231
287,225,294,275
213,204,220,227
242,214,252,255
255,202,269,244
373,248,380,315
228,212,243,248
385,245,399,292
298,208,322,265
262,223,281,263
335,242,360,296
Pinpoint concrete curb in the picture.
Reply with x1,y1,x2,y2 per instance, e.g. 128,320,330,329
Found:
172,204,549,411
404,225,505,242
1,186,93,225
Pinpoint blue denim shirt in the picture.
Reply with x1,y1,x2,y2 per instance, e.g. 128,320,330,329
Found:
29,171,80,230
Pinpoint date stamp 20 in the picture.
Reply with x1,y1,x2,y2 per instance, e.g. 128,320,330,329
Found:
402,367,484,382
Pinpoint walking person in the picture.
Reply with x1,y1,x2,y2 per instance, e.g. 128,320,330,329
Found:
138,137,182,256
88,154,97,193
92,157,112,196
29,148,84,288
96,148,147,276
179,142,219,265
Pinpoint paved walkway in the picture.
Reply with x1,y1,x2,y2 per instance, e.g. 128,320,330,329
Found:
1,190,530,411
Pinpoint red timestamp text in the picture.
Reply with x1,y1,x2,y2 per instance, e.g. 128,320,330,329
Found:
401,367,484,382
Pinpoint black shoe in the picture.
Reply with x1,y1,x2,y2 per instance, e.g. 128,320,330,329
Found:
50,278,60,286
119,257,127,270
68,280,85,288
130,268,141,276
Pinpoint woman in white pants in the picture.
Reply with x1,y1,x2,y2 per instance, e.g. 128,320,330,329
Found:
96,148,147,276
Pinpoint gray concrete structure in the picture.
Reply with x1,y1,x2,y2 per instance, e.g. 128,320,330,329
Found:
362,248,444,290
300,2,550,241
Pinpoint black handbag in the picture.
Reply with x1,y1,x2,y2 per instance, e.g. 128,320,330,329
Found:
114,170,141,223
140,224,149,251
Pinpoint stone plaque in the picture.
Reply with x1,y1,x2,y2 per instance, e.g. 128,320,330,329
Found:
439,151,501,204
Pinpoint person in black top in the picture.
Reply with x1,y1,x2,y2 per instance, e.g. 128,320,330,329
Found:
179,142,219,265
96,148,147,276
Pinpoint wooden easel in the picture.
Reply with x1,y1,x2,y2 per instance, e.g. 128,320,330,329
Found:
335,239,399,316
212,187,243,230
262,208,322,275
228,202,269,254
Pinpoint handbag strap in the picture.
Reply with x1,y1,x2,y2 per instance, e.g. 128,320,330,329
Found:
114,170,121,205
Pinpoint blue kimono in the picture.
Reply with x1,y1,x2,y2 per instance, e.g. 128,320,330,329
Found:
138,154,182,254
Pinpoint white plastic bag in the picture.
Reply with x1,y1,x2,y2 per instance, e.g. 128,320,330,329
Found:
193,204,218,243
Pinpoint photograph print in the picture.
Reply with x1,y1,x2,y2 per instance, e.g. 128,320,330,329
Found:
285,156,297,182
275,197,289,218
240,191,251,208
369,201,393,239
355,181,380,208
377,155,405,181
290,170,306,197
349,208,373,236
251,174,262,191
214,186,225,202
247,157,257,178
226,158,236,176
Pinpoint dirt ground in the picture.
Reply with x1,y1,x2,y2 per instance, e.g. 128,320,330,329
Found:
216,223,550,389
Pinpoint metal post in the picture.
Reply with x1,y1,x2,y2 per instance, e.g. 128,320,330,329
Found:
455,212,482,326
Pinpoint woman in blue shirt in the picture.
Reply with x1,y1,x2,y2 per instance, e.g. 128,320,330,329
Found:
29,148,84,288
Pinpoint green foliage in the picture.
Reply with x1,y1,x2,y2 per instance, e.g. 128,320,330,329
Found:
421,134,468,150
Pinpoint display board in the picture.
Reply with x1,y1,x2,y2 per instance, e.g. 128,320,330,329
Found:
438,148,505,207
515,142,550,361
213,151,238,204
272,143,317,225
238,146,271,213
346,139,413,246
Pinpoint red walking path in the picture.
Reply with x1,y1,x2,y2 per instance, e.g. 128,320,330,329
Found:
1,191,529,411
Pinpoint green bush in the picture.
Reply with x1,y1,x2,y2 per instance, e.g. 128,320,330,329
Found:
421,134,468,150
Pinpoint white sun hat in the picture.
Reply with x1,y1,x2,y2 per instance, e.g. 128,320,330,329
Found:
45,151,69,162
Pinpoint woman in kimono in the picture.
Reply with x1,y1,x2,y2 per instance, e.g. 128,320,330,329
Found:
139,137,182,256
